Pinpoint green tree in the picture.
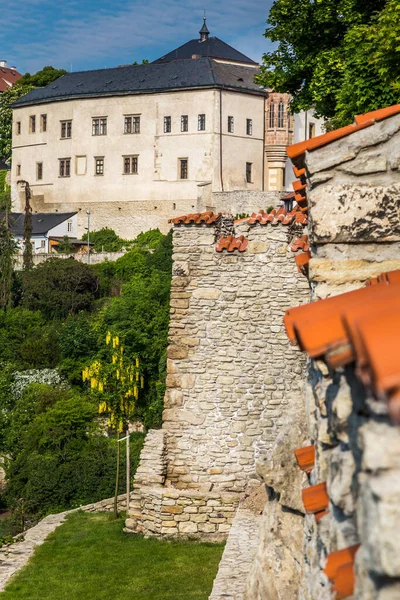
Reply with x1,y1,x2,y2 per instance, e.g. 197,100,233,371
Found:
0,66,66,162
82,227,125,252
83,334,142,516
0,188,15,310
20,258,100,319
56,235,74,254
257,0,400,127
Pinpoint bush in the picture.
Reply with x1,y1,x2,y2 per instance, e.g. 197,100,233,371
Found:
82,227,125,252
4,384,145,520
20,258,100,319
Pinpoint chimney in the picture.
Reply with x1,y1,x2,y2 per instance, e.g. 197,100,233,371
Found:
0,60,7,68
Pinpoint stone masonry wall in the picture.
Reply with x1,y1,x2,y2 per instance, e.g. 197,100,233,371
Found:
163,216,310,493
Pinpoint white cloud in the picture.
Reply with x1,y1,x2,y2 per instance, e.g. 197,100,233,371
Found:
2,0,274,73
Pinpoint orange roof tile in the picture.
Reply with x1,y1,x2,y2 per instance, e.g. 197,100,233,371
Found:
294,251,311,273
292,165,306,179
291,235,309,253
355,104,400,125
169,211,222,225
216,235,248,253
247,206,308,227
287,103,400,160
324,545,360,582
292,179,307,193
366,269,400,286
294,445,315,473
332,562,355,600
302,482,329,514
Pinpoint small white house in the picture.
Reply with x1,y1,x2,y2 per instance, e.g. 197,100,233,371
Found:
9,212,78,253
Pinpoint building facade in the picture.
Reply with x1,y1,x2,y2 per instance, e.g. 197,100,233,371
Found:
11,22,266,239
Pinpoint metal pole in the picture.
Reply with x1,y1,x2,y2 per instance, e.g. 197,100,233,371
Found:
86,210,91,264
126,430,130,513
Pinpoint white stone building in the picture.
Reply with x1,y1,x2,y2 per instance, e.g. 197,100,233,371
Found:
11,20,267,238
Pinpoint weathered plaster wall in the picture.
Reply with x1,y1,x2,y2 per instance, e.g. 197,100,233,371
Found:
163,216,309,492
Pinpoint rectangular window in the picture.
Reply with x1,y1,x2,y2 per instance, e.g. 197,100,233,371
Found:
124,115,140,134
16,164,21,176
246,162,252,183
16,121,21,135
59,158,71,177
246,119,253,136
123,155,138,174
309,122,316,139
36,162,43,181
76,155,87,176
92,118,107,136
29,115,36,133
61,120,72,139
198,114,206,131
40,114,47,132
179,158,188,180
164,116,171,133
181,115,188,132
95,157,104,176
67,221,73,232
228,116,234,133
40,240,46,249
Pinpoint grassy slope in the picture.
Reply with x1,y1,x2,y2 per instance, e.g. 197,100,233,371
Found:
2,512,224,600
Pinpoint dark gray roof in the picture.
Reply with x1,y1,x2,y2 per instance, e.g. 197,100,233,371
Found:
152,36,257,65
4,212,77,235
13,58,264,107
0,159,10,170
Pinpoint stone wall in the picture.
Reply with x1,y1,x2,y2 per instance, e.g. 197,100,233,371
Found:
13,251,126,270
199,189,282,215
163,213,309,493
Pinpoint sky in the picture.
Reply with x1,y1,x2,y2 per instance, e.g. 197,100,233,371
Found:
0,0,275,75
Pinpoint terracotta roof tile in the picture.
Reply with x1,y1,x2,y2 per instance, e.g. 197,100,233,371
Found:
355,104,400,125
291,235,309,253
366,269,400,285
332,562,356,600
292,179,307,193
169,211,221,225
294,251,311,273
287,104,400,160
284,274,400,422
247,206,308,227
302,482,329,514
294,445,315,473
324,545,360,581
216,235,248,253
292,165,306,179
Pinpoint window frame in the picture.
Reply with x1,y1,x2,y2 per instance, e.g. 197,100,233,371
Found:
181,115,188,132
67,220,73,233
246,118,253,136
179,158,188,180
36,162,43,181
164,116,171,133
29,115,36,134
59,158,71,178
94,156,105,176
16,121,21,135
16,164,21,176
124,115,140,134
198,114,206,131
228,116,234,133
246,162,253,183
269,101,275,129
122,155,139,175
92,117,107,136
60,120,72,139
40,114,47,132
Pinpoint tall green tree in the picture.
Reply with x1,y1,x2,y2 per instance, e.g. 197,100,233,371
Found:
0,179,15,310
0,66,66,162
257,0,400,127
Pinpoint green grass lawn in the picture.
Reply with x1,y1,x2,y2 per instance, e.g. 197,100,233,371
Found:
2,512,224,600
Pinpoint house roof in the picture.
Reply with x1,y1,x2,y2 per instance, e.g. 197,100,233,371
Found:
0,66,22,92
12,58,265,108
287,104,400,161
152,36,257,66
5,212,77,235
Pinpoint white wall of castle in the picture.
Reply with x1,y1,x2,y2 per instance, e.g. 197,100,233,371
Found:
11,88,265,238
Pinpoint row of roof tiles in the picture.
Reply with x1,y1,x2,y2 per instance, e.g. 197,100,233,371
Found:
285,269,400,423
170,206,309,228
287,104,400,161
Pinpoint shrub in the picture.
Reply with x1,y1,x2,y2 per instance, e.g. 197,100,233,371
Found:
20,258,100,319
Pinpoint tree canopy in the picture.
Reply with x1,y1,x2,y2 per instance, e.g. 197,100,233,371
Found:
0,66,66,161
257,0,400,127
